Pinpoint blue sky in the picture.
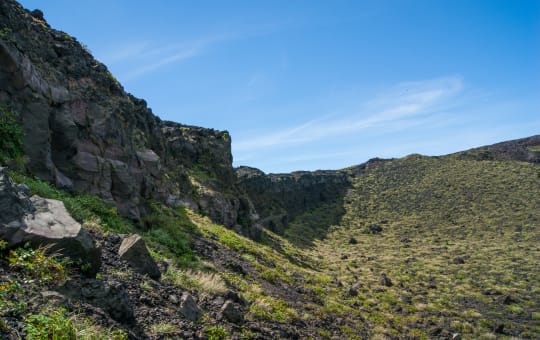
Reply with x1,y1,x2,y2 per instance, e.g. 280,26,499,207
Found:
18,0,540,173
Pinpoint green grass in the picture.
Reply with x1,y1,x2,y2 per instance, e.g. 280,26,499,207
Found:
149,322,179,335
248,294,298,322
24,308,77,340
204,325,228,340
7,244,70,285
142,203,197,267
311,155,540,338
344,155,539,227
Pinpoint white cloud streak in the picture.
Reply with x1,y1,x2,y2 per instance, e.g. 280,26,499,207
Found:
233,76,464,152
97,33,235,81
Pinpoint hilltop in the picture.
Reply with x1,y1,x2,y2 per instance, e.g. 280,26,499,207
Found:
1,1,539,339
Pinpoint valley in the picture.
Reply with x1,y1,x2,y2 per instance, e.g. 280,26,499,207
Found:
1,1,539,339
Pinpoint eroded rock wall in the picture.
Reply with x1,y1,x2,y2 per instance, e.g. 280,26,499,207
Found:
236,166,351,233
0,0,251,228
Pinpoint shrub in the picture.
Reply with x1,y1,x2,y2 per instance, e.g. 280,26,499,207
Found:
24,308,76,340
8,244,69,284
204,325,228,340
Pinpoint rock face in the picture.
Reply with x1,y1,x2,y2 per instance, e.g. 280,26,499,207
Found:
0,168,101,275
0,168,32,225
0,0,254,229
236,166,351,233
118,234,160,280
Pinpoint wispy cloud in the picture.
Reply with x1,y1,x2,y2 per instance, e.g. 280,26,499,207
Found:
233,76,464,152
120,43,205,80
97,20,290,82
97,33,235,81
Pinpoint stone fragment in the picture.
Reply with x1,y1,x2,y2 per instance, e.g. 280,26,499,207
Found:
179,292,202,321
379,273,393,287
118,234,160,280
58,279,134,324
219,300,244,323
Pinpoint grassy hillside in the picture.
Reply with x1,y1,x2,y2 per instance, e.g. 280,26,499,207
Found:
312,155,540,338
2,134,539,339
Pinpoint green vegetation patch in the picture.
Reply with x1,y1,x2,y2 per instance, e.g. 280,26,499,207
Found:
24,308,76,340
0,106,23,166
7,244,70,285
312,156,540,338
204,325,228,340
9,172,134,234
284,201,345,248
142,203,197,267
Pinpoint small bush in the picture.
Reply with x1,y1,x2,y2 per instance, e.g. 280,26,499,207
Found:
204,325,228,340
8,244,69,284
0,279,26,317
24,308,76,340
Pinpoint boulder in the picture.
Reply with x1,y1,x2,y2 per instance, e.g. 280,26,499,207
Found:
0,168,33,225
118,234,160,280
452,257,465,264
179,292,202,321
29,9,45,21
348,282,362,297
0,168,101,276
219,300,244,323
58,279,134,324
225,290,247,306
364,224,383,234
500,295,517,305
379,273,393,287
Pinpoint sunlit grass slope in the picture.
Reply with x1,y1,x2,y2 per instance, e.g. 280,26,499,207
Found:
312,155,540,338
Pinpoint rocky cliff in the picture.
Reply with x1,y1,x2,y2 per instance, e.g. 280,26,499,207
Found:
0,0,254,229
236,166,351,235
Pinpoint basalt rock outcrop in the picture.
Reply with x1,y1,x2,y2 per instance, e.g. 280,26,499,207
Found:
0,0,255,231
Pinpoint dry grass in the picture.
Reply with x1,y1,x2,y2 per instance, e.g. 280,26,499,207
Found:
163,266,227,294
